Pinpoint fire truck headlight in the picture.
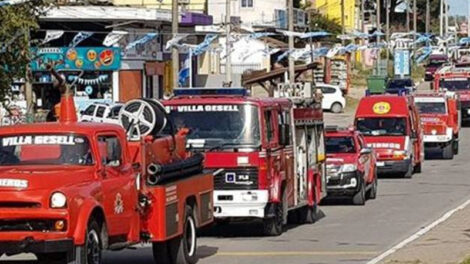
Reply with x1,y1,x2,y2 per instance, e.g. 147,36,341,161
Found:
431,129,437,135
242,192,258,202
349,178,357,187
50,192,67,208
393,150,409,159
341,164,357,173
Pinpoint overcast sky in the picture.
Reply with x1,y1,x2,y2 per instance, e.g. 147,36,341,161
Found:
449,0,469,16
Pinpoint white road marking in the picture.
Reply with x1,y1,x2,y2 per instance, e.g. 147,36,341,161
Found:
366,198,470,264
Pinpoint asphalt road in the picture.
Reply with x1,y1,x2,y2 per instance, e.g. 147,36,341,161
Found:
4,83,470,264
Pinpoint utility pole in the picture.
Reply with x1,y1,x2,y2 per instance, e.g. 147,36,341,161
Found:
406,0,410,33
426,0,430,34
361,0,365,34
445,0,449,35
225,0,232,84
172,0,179,88
468,0,470,37
288,0,295,84
386,0,390,65
440,0,444,36
376,0,381,75
341,0,345,45
413,0,417,35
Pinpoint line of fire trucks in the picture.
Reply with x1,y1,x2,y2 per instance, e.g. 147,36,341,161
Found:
0,59,468,264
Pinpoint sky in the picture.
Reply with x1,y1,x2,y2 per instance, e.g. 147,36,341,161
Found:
449,0,469,16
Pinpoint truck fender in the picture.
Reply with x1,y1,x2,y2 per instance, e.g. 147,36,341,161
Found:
73,199,106,246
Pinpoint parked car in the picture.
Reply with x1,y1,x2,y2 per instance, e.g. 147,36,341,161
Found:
425,54,448,81
80,102,123,124
386,78,415,94
325,126,377,205
318,83,346,113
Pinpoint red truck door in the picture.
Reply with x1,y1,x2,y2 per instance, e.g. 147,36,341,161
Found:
97,134,137,237
263,110,284,203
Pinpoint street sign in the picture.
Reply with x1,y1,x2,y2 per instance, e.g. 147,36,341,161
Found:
394,49,411,77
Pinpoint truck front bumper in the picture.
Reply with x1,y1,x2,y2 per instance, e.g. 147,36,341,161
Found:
0,238,74,256
214,190,268,219
327,171,361,196
376,159,411,174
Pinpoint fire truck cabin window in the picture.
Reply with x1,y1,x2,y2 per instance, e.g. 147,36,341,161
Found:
416,102,447,114
326,137,356,154
356,118,407,136
0,134,93,166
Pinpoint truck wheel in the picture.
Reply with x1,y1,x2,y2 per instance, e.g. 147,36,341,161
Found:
169,205,198,264
453,140,459,155
152,242,171,264
352,181,366,205
330,103,343,113
367,177,378,200
413,162,422,174
442,143,454,160
298,204,319,224
404,162,413,178
82,220,102,264
263,190,286,236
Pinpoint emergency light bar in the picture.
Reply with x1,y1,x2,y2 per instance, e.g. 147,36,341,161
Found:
173,88,248,96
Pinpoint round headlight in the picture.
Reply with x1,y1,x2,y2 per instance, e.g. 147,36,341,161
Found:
431,129,437,135
50,192,67,208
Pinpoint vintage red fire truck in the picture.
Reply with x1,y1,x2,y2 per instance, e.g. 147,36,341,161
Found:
325,127,377,205
163,86,327,236
433,66,470,125
0,92,213,263
355,95,424,178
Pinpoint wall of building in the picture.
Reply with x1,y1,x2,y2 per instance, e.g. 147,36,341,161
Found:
112,0,206,13
208,0,286,26
315,0,356,31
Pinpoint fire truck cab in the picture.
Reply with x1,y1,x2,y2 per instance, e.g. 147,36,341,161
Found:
0,95,213,264
164,86,327,236
355,95,424,178
415,92,460,159
433,65,470,125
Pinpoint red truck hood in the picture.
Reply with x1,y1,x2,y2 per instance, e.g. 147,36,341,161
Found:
326,153,357,165
0,166,95,192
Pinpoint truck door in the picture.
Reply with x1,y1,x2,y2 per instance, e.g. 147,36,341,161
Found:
97,134,136,237
264,110,283,202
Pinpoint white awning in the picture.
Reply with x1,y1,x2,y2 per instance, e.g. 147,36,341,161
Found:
41,6,172,22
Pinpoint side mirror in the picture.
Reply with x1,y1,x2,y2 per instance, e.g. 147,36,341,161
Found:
360,148,372,155
279,124,290,146
80,110,85,115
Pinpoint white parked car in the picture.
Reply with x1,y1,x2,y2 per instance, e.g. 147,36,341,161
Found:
317,83,346,113
80,102,123,124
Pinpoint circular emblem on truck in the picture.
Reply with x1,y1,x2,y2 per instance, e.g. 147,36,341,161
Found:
373,102,391,114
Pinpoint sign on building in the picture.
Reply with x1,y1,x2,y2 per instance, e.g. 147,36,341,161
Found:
394,49,411,77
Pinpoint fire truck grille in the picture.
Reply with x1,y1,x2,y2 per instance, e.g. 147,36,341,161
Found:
214,168,259,190
0,219,61,232
0,202,41,208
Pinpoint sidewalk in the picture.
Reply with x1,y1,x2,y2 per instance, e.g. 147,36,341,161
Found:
381,202,470,264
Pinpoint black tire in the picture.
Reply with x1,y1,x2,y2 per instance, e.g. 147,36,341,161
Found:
168,205,198,264
330,102,343,113
442,143,454,160
298,204,319,224
65,220,102,264
352,181,366,205
36,253,67,264
367,177,378,200
263,190,286,236
413,162,422,174
404,161,413,178
152,242,171,264
453,140,459,155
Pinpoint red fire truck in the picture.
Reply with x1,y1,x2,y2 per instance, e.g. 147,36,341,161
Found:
355,95,424,178
433,66,470,125
0,89,213,263
415,92,460,159
163,86,327,236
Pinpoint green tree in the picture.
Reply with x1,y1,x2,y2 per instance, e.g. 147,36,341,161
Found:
0,0,48,108
309,11,342,35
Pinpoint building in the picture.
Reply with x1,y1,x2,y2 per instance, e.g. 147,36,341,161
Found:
112,0,207,13
315,0,359,32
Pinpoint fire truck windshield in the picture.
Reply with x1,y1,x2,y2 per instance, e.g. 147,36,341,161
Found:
0,134,93,166
166,104,261,149
416,102,447,114
440,79,470,91
356,118,407,136
326,137,356,153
